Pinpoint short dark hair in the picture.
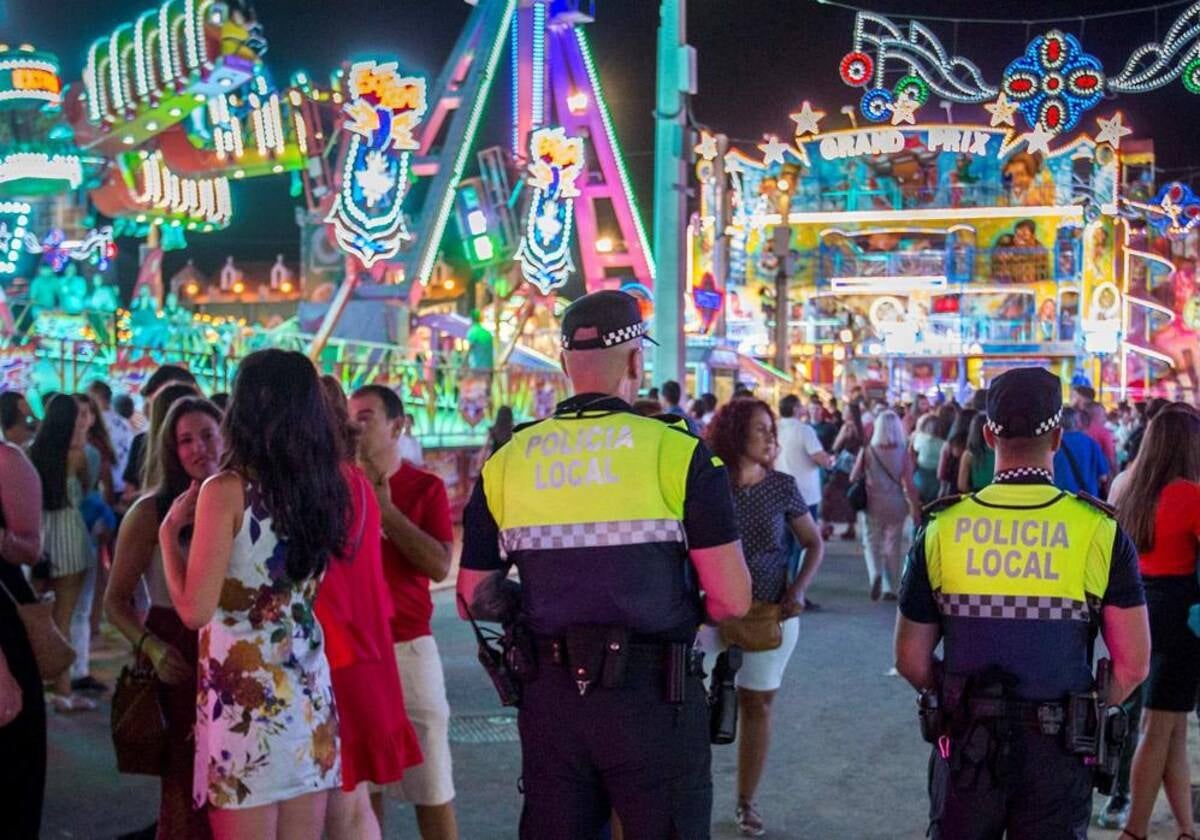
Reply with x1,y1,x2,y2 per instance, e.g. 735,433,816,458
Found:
1060,406,1078,430
702,393,717,412
779,394,801,418
661,380,682,405
1072,384,1096,402
0,391,25,430
142,364,197,397
351,384,404,420
113,394,134,419
969,388,988,411
87,380,112,403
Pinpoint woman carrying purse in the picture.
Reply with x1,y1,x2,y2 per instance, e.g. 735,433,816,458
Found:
0,437,47,839
698,398,825,837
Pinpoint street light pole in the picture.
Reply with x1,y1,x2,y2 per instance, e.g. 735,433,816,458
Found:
651,0,691,387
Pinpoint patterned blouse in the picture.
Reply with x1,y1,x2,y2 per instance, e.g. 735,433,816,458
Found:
732,470,808,602
193,482,340,809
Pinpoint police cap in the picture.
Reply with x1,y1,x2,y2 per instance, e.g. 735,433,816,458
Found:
560,290,658,351
985,367,1063,439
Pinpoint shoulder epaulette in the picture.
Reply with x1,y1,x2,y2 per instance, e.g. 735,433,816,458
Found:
653,413,698,436
922,494,963,518
512,417,547,435
1075,490,1117,517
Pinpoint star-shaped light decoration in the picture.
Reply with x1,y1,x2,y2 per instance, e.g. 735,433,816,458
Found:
888,95,920,126
694,131,719,161
1022,125,1055,155
985,92,1019,128
758,135,790,166
1094,112,1133,150
789,101,825,137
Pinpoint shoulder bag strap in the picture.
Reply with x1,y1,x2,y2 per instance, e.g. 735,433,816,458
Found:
1060,439,1086,490
870,446,904,489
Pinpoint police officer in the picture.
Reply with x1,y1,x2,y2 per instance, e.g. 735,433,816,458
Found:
894,366,1150,839
458,290,751,839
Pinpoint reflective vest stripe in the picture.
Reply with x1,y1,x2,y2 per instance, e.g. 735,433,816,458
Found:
499,518,685,557
936,592,1090,622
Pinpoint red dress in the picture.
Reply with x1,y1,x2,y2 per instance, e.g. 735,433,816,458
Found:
316,465,423,790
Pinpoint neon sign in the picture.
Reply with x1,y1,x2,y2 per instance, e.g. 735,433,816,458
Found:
325,61,428,267
515,127,585,294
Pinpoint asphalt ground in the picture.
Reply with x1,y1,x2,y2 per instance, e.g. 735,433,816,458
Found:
39,537,1197,838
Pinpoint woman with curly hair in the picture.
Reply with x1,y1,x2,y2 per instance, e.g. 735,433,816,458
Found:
161,350,348,839
701,397,825,837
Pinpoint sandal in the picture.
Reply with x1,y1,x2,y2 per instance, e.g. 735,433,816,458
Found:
49,693,97,714
1118,831,1145,840
735,800,765,838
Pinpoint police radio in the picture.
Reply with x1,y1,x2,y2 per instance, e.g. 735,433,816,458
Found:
459,596,521,707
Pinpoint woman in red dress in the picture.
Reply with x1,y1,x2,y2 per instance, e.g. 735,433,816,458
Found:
316,377,422,840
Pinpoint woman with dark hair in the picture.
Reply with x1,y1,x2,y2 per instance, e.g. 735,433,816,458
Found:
1115,406,1200,840
106,396,224,839
29,394,96,711
0,429,45,837
956,412,994,493
315,377,420,840
823,401,865,540
701,398,824,836
160,349,346,839
140,382,202,492
938,408,976,497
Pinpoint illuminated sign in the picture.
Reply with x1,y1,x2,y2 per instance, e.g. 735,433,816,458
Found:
516,127,585,294
0,55,63,106
815,126,994,162
325,61,428,267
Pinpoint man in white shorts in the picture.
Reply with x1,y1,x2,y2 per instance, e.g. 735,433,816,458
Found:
351,385,458,839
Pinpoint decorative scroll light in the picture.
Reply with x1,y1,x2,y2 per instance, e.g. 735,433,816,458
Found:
515,127,584,295
839,3,1200,128
1129,182,1200,238
325,61,427,267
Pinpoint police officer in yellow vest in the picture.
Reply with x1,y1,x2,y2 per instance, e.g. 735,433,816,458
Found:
457,290,751,839
895,367,1150,839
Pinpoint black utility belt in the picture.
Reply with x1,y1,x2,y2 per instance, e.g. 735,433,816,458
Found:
967,697,1066,736
526,627,703,700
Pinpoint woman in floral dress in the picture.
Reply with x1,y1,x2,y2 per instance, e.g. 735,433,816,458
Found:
160,350,351,840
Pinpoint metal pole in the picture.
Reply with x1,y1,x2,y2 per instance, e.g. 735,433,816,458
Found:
651,0,689,387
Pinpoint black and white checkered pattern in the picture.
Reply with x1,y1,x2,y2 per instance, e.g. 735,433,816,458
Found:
500,518,685,556
986,407,1062,438
601,321,649,347
993,467,1054,483
936,592,1090,622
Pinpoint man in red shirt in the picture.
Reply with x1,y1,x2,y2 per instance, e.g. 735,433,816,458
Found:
350,385,458,840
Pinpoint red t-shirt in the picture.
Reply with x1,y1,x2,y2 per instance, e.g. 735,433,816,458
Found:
382,463,454,642
1085,425,1117,472
1138,479,1200,577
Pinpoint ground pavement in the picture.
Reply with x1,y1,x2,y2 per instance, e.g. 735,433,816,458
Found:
41,538,1195,838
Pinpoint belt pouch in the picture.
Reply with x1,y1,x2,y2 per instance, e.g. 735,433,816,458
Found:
565,625,608,696
600,626,629,689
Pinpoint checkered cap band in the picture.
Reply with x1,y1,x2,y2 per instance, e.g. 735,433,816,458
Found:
562,320,649,350
500,518,685,557
986,407,1062,438
937,592,1090,622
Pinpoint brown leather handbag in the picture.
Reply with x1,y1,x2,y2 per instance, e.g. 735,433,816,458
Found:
719,601,784,652
110,634,167,776
0,577,75,680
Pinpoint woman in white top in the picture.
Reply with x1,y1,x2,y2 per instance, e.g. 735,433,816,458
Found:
106,396,224,839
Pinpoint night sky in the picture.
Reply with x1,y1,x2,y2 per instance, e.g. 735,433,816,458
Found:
3,0,1196,276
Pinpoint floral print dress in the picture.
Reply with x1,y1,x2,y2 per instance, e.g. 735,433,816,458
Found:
193,483,340,810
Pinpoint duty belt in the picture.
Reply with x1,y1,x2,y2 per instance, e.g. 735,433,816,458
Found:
967,697,1066,735
532,632,704,700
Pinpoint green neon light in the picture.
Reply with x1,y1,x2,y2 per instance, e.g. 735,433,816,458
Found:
416,0,517,286
575,28,656,280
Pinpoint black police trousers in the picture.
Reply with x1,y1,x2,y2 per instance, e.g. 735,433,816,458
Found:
928,725,1092,840
516,654,712,839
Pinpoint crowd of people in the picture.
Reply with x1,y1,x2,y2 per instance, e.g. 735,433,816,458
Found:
0,354,461,840
0,354,1197,839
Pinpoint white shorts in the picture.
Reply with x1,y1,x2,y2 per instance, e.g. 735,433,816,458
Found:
696,616,800,692
389,635,455,806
